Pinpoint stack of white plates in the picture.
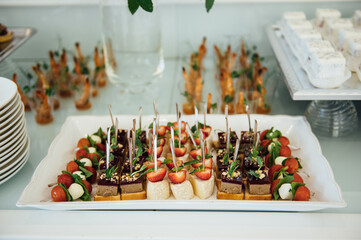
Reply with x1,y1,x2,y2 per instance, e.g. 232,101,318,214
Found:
0,77,30,184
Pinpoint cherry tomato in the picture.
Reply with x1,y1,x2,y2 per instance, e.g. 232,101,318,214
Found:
77,138,90,149
82,180,92,194
76,148,88,160
57,173,74,188
66,161,79,173
51,185,67,202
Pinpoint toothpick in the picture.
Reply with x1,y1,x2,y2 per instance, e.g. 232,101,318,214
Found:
108,104,115,128
246,105,251,132
254,120,258,145
149,131,153,160
139,106,142,129
171,127,175,151
225,104,229,134
153,135,157,171
176,103,179,122
156,113,159,136
106,128,110,169
186,123,197,148
226,127,231,156
132,119,136,155
234,139,240,161
129,138,133,174
170,141,177,173
115,118,118,144
200,129,205,170
153,100,157,116
153,119,156,138
195,106,199,131
204,102,207,127
178,116,181,147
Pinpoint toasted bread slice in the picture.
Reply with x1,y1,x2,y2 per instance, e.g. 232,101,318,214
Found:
121,190,146,200
244,183,272,200
217,190,244,200
94,193,121,201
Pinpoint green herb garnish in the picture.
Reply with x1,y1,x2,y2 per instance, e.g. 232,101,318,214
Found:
224,95,234,103
105,166,118,179
228,160,239,177
273,175,294,200
58,183,73,201
290,182,305,200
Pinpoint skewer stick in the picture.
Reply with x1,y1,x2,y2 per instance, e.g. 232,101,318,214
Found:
129,138,133,174
178,116,181,148
186,123,197,148
200,129,205,170
156,113,159,136
195,106,199,131
254,120,258,146
132,119,136,155
153,100,157,116
106,128,111,169
234,139,240,161
225,104,229,138
170,137,177,173
153,135,158,171
149,131,153,161
226,127,231,156
171,127,175,150
204,102,207,127
176,103,179,122
108,104,115,128
246,105,251,132
115,118,119,144
139,106,142,129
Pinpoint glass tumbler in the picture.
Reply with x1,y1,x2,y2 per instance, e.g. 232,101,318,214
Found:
100,0,164,93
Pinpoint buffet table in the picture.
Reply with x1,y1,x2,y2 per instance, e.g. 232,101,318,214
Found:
0,57,360,239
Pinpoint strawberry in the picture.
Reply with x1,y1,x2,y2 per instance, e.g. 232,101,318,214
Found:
278,136,290,146
158,126,167,137
268,164,283,181
171,121,186,132
87,152,100,162
66,161,79,173
77,138,90,149
260,129,269,140
147,146,163,158
194,168,212,180
202,126,212,138
96,143,106,152
76,148,88,160
284,158,298,174
294,185,310,201
190,146,208,159
143,160,161,170
147,168,167,182
265,153,270,167
279,145,291,157
192,157,213,169
57,173,74,188
166,160,183,170
174,147,187,157
291,173,304,184
174,132,188,145
158,138,166,147
194,132,207,145
168,170,187,184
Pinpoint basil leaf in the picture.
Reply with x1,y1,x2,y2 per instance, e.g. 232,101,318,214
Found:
171,165,184,172
83,145,89,153
228,160,239,177
128,0,139,15
58,183,73,201
139,167,154,178
295,157,303,169
87,135,96,148
79,166,93,179
74,177,91,201
184,159,199,166
190,166,203,175
224,95,234,103
205,0,214,12
273,175,294,200
137,0,153,12
273,166,289,181
167,122,175,127
162,159,173,165
205,153,213,159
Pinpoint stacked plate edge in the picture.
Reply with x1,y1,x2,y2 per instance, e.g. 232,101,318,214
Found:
0,77,30,184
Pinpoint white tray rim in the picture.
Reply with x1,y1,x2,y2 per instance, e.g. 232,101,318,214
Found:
17,114,346,211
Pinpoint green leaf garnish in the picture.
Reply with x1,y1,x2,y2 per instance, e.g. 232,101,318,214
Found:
211,103,217,111
205,0,214,12
79,166,93,179
167,122,175,127
273,166,289,181
74,159,85,167
205,153,213,159
224,95,234,103
83,145,89,153
184,159,199,165
130,164,147,177
269,141,281,166
228,160,239,177
231,70,240,79
105,166,118,179
87,135,97,148
138,0,153,12
162,159,173,165
139,167,154,178
248,170,260,178
128,0,140,14
148,122,153,129
222,152,229,165
190,166,203,174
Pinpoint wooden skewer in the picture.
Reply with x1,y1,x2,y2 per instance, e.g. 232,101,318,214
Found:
108,104,115,128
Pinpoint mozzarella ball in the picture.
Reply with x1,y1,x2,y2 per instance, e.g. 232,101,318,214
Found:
68,183,84,200
267,142,275,152
73,171,86,180
88,147,96,153
91,135,102,144
79,158,92,167
272,138,279,142
279,183,293,200
275,156,287,165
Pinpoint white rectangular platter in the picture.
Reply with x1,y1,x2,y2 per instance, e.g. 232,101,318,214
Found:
266,25,361,101
17,114,346,211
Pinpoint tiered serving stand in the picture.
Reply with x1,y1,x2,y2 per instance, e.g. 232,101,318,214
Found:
267,25,360,137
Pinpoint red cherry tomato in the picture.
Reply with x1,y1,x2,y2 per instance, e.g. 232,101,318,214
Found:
51,185,67,202
57,173,74,188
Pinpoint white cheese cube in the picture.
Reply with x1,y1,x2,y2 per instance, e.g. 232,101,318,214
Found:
146,179,170,200
308,51,346,79
279,183,293,200
68,183,84,200
189,173,215,199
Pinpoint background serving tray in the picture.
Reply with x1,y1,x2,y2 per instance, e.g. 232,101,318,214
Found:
267,25,361,101
17,114,346,211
